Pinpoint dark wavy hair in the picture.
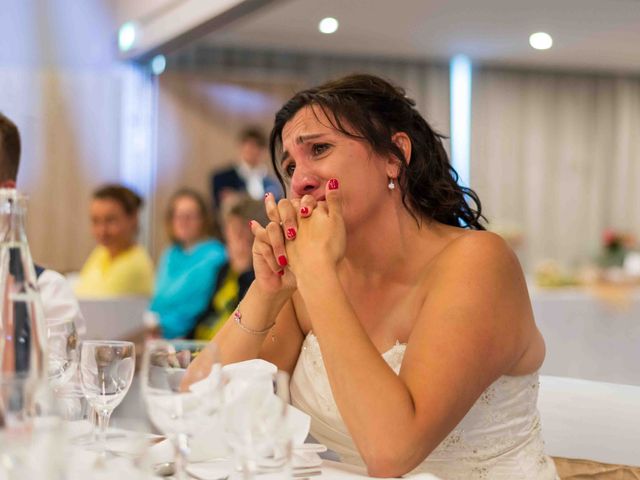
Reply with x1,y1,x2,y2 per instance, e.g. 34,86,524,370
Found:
269,74,485,230
93,184,143,216
0,111,21,183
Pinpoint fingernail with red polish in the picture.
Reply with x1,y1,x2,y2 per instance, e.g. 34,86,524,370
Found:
328,178,339,190
300,206,309,216
278,270,285,276
286,228,296,239
278,255,288,267
264,192,270,199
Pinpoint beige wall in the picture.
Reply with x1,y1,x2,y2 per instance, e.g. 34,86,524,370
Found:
2,68,125,272
0,1,126,272
152,72,301,258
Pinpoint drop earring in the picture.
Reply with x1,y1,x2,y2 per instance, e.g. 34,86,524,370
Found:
388,178,396,190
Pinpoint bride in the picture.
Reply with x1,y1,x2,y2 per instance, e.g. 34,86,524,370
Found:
190,74,558,479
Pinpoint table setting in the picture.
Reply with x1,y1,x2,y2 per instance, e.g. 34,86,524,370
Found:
0,335,441,480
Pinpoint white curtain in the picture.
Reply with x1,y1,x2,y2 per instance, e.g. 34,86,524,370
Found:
0,67,127,272
0,0,142,272
169,48,451,137
471,68,640,270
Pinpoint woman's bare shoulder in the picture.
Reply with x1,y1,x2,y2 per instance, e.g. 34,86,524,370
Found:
416,229,529,310
431,230,522,279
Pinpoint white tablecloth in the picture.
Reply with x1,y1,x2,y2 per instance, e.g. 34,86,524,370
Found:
186,460,440,479
299,460,440,479
539,375,640,467
530,285,640,386
65,442,441,479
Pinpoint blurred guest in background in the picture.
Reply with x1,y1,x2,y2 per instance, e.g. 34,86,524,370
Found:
150,188,226,339
194,196,267,340
75,185,154,298
0,111,85,333
210,127,282,214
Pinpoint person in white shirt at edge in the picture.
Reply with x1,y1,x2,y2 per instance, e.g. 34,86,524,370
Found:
0,111,85,334
186,75,559,479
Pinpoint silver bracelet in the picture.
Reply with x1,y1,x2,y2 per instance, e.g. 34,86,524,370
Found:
233,308,275,336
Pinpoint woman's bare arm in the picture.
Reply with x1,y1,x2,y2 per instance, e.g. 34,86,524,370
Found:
297,233,533,477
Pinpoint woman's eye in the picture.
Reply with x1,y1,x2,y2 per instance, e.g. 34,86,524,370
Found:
311,143,330,156
285,163,296,177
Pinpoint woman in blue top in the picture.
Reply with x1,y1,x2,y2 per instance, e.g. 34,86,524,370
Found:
150,188,227,338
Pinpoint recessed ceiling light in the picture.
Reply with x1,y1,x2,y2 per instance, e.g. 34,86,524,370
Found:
151,55,166,75
319,17,339,35
118,21,137,52
529,32,553,50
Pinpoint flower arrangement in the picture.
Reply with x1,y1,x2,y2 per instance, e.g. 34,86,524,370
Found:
599,229,636,268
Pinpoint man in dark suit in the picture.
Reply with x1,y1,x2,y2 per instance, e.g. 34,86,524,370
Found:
210,127,282,213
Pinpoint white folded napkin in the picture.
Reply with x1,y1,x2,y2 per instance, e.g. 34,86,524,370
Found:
222,358,277,377
149,359,312,464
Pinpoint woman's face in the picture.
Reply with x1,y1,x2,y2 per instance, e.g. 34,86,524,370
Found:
171,196,204,246
225,215,250,250
224,214,253,272
90,198,137,252
239,139,265,168
279,105,391,227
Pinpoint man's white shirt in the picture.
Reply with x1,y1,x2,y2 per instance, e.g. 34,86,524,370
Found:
38,269,86,335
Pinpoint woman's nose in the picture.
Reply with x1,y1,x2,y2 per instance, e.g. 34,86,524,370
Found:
290,169,322,199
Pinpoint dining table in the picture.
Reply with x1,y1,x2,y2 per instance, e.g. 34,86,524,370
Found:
60,423,441,480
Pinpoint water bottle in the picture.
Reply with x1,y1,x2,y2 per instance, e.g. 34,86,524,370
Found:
0,188,47,426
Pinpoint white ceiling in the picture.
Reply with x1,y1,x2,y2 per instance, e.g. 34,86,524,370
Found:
197,0,640,73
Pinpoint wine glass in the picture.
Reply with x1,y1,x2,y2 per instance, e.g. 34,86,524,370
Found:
141,339,222,480
223,369,292,479
79,340,135,458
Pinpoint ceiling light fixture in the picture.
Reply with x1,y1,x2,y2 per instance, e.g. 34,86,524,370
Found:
319,17,339,34
118,22,137,52
151,55,166,75
529,32,553,50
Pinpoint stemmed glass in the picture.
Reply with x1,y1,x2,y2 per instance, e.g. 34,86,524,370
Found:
141,339,223,480
79,340,135,458
48,318,89,425
223,369,292,480
47,318,79,389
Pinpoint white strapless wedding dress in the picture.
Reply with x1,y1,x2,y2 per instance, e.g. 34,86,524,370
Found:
290,333,559,479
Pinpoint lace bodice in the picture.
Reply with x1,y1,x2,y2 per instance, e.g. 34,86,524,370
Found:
290,333,558,479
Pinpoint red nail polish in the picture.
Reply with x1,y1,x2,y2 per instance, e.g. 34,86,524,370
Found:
264,193,270,199
328,178,339,190
286,228,296,239
300,206,309,216
278,255,288,267
278,270,285,276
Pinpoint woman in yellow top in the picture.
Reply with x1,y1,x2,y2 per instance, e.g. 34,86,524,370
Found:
75,185,154,298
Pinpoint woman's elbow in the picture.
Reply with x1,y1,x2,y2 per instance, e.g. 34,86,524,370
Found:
362,446,425,478
365,457,412,478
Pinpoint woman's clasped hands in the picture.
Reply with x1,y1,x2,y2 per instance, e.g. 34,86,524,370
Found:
249,178,346,296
